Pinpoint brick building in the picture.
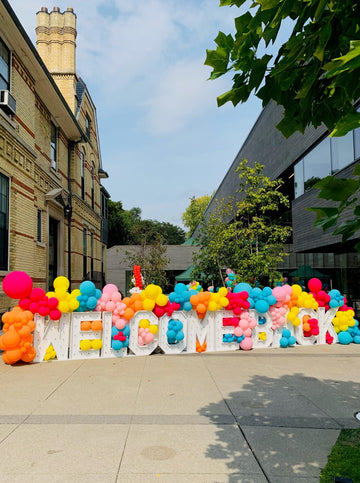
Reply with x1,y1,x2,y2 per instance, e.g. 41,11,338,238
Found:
194,101,360,305
0,2,109,312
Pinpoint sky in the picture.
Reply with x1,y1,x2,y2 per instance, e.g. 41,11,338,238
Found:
9,0,263,228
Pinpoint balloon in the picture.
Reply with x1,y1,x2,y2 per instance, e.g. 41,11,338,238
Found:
2,271,33,299
308,278,322,293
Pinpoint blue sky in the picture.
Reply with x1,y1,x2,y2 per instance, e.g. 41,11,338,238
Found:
10,0,263,228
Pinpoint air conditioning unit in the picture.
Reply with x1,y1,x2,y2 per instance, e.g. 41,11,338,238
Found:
0,90,16,115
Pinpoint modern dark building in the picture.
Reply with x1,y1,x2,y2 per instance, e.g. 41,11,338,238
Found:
194,101,360,307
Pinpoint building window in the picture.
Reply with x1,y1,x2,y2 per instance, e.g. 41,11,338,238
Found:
37,209,42,242
0,172,9,270
81,149,85,200
294,160,304,198
85,115,91,139
303,138,331,192
90,231,94,277
83,228,87,280
50,122,57,169
83,227,87,279
330,131,354,174
91,163,95,209
0,38,10,91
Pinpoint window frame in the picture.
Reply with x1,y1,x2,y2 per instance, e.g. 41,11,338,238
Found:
37,209,42,243
0,172,9,271
81,148,85,200
50,121,57,170
0,37,10,91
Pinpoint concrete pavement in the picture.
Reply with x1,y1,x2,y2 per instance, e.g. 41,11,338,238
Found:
0,343,359,482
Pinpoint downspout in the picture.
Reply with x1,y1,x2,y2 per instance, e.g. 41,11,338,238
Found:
67,141,74,290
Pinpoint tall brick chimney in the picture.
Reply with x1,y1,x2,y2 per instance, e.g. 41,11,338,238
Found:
36,6,77,113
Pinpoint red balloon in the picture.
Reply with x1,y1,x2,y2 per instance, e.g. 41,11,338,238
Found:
29,302,39,314
49,309,61,321
47,297,59,310
2,271,33,299
30,287,46,302
308,278,322,294
38,306,49,317
19,298,31,310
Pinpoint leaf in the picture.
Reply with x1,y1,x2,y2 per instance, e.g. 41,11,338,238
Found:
333,218,360,241
313,177,359,202
258,0,279,10
330,111,360,137
323,40,360,77
276,115,303,138
204,46,230,74
214,31,234,51
234,12,253,34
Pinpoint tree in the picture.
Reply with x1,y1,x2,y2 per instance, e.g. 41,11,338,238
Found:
182,195,212,237
192,159,292,286
125,234,170,289
108,201,185,247
205,0,360,138
308,165,360,251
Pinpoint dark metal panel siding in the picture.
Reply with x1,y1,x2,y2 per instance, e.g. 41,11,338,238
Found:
292,162,359,252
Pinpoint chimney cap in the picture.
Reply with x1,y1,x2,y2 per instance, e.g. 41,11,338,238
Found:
53,7,60,12
67,7,74,12
40,7,48,12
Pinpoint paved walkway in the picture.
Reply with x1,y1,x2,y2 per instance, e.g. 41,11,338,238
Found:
0,344,359,482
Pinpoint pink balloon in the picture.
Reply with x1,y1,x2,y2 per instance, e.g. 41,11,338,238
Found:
103,284,118,295
138,336,144,346
105,301,115,312
115,318,127,330
145,332,154,344
239,319,248,330
249,318,257,329
101,293,111,303
234,326,243,337
111,292,122,302
244,328,252,338
2,271,33,299
240,337,253,351
282,284,293,295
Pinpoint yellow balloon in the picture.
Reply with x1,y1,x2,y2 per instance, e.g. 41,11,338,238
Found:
92,339,103,350
208,301,217,312
46,291,56,299
80,340,92,351
292,284,303,296
53,276,70,291
218,287,228,297
143,299,155,311
58,301,70,313
139,319,150,329
149,324,158,334
156,294,168,307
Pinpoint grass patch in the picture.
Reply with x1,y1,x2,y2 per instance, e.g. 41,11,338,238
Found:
320,429,360,482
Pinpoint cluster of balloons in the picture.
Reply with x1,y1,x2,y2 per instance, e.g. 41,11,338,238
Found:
258,331,267,341
47,276,80,313
138,318,158,346
111,325,130,351
225,291,251,314
332,310,356,333
140,284,168,312
225,269,237,288
166,319,184,344
234,283,278,314
269,306,287,330
95,284,127,329
302,316,319,337
223,332,245,344
280,329,296,348
169,283,195,312
44,344,56,361
76,281,102,312
79,339,102,350
233,311,257,351
0,306,36,363
80,320,103,331
19,287,61,320
338,321,360,345
133,265,143,290
196,339,207,353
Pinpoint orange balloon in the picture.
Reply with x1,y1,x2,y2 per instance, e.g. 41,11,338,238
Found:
303,322,310,332
18,326,31,338
21,346,36,363
197,303,207,314
0,330,21,349
81,321,91,331
124,307,134,320
133,300,143,312
2,349,22,365
91,320,103,331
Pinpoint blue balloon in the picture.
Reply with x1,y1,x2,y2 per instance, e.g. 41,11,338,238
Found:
175,283,186,294
167,329,176,339
280,337,289,348
328,289,340,298
176,331,184,341
353,335,360,344
234,282,252,294
86,296,98,310
252,287,262,298
255,299,269,314
111,326,120,337
248,297,255,309
80,280,96,296
95,289,102,299
282,329,291,339
262,286,272,297
267,295,277,306
329,299,338,308
122,325,130,337
338,331,352,345
183,301,192,312
288,336,297,346
111,340,123,351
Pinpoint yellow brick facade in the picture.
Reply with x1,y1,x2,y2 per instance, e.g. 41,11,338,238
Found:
0,4,108,313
